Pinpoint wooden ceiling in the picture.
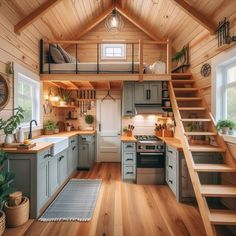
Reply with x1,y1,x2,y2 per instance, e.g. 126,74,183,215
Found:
2,0,234,48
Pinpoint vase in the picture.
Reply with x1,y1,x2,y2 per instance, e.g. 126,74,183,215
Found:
17,127,24,143
221,127,229,135
5,134,13,144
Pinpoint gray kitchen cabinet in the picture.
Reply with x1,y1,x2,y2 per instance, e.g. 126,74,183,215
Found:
134,82,162,104
48,155,59,196
57,149,68,184
68,135,78,175
78,135,95,169
122,82,135,116
122,142,136,181
165,144,222,202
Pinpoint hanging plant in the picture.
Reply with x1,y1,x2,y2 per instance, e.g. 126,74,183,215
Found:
172,46,187,64
85,115,94,125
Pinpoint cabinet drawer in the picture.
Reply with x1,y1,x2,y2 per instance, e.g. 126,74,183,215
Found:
123,165,136,179
69,136,77,145
123,152,136,165
166,145,177,159
38,149,51,163
167,155,176,170
123,143,136,152
78,135,95,143
167,171,177,195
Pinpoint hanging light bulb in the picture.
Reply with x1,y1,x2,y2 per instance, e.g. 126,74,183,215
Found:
105,9,124,33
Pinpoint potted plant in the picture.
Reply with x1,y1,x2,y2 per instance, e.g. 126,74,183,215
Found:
44,120,57,135
58,88,72,106
0,150,15,235
216,119,236,135
0,107,24,144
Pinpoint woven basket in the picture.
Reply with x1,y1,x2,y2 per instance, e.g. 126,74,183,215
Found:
0,211,5,236
4,197,29,228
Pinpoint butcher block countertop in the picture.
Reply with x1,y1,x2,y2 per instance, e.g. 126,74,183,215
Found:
121,135,183,151
121,135,137,142
1,130,96,154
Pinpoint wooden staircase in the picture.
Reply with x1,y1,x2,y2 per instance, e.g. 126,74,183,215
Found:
169,73,236,236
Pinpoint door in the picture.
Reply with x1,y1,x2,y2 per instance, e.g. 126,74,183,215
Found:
149,82,162,104
134,82,149,104
97,99,121,162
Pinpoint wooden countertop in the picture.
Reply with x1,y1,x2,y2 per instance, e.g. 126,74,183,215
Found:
1,130,96,154
121,135,137,142
2,142,53,154
120,134,183,150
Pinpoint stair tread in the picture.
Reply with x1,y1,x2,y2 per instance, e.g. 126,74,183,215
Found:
174,88,198,91
171,73,192,79
179,107,206,110
176,97,202,101
181,118,211,122
210,210,236,225
189,145,225,152
172,80,195,83
194,164,236,172
201,185,236,197
185,132,217,136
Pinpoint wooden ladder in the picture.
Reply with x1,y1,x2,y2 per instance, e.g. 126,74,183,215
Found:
169,73,236,236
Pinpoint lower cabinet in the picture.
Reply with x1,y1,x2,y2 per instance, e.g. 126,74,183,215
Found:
122,142,136,180
68,135,78,175
78,135,95,169
48,155,59,197
57,149,68,184
165,144,222,202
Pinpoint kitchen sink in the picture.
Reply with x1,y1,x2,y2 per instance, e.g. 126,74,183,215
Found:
33,137,69,155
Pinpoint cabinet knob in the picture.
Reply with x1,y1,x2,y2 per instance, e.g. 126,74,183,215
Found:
168,165,173,169
72,146,76,151
126,172,133,175
168,180,173,184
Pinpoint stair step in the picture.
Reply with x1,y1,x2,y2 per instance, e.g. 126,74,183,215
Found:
210,210,236,225
171,73,192,79
194,164,236,172
176,97,202,101
179,107,206,111
185,132,217,136
189,145,225,152
181,118,211,122
174,88,198,92
201,185,236,197
172,80,195,83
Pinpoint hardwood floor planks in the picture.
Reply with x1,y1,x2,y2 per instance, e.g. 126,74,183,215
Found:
5,163,212,236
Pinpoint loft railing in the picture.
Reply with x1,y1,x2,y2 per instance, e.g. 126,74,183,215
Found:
40,39,172,76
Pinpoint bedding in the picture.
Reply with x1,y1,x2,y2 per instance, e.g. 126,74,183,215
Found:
43,62,140,73
50,44,66,64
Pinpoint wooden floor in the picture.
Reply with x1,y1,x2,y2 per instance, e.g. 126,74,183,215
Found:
4,163,230,236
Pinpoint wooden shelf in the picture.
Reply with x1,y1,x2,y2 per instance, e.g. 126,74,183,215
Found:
65,118,78,120
53,105,77,108
77,99,96,101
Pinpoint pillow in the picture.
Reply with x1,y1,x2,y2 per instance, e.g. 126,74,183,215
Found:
57,44,78,63
149,60,166,74
49,44,65,64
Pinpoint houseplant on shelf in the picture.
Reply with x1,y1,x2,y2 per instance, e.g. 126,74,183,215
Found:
0,150,15,235
58,88,72,106
0,107,24,144
216,119,236,135
85,115,94,130
44,120,57,135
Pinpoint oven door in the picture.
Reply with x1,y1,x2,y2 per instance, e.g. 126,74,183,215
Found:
137,152,165,168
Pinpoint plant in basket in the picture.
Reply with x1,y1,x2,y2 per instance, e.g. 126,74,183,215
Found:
44,120,57,135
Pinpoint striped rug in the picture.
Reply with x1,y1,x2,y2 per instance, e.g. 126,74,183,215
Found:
39,179,102,222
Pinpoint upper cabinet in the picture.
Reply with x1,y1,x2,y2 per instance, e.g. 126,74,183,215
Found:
122,82,135,116
134,82,162,105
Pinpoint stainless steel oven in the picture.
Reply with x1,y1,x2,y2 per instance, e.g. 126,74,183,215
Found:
135,135,165,185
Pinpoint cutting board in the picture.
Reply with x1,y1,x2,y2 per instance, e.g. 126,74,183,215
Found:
2,143,36,149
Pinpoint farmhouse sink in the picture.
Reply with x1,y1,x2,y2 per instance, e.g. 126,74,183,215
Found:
33,137,69,155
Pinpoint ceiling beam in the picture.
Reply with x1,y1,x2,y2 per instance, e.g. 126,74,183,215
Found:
169,0,216,34
14,0,63,34
115,5,161,41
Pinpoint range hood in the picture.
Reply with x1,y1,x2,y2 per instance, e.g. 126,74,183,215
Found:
135,104,164,115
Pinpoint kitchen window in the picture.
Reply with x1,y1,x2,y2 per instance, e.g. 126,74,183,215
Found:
101,44,126,60
14,64,41,127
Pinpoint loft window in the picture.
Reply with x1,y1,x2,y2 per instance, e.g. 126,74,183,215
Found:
222,62,236,123
101,44,126,60
14,64,41,127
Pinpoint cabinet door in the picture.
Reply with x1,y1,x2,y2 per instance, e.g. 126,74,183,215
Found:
134,82,149,104
78,144,90,168
58,151,68,184
89,142,95,166
38,160,49,209
72,144,78,171
149,82,162,104
68,146,74,175
48,156,59,196
122,82,135,116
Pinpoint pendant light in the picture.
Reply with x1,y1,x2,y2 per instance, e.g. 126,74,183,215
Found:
105,0,124,32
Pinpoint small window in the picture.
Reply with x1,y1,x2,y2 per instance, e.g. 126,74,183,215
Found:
14,64,40,127
101,44,126,60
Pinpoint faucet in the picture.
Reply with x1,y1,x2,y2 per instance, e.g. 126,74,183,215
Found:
28,120,38,139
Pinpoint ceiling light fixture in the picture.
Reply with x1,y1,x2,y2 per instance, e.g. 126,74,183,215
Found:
105,0,124,33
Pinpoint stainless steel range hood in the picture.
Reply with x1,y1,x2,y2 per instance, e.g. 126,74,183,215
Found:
135,104,164,115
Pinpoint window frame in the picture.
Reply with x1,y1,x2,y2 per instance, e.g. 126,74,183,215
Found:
100,43,126,60
14,63,41,129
